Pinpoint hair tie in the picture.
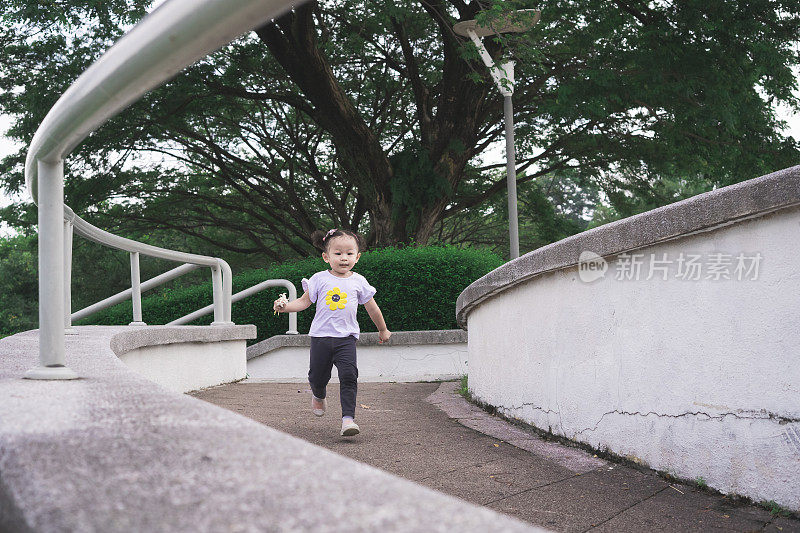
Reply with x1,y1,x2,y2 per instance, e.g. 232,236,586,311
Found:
323,228,337,241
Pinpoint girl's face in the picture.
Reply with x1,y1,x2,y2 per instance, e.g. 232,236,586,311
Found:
322,235,361,277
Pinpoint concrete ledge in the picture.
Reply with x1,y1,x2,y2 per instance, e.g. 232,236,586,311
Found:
111,324,256,355
0,326,537,532
109,325,256,393
456,165,800,328
247,330,468,383
247,329,467,360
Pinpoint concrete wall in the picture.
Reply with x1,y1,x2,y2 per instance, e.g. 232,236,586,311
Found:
247,330,467,382
0,326,537,532
120,340,246,393
110,325,254,393
457,166,800,510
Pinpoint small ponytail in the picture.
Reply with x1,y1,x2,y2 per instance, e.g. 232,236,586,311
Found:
310,230,328,251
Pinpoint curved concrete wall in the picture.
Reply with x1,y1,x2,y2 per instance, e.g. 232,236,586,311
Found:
111,325,255,392
457,166,800,510
247,330,468,382
0,326,537,532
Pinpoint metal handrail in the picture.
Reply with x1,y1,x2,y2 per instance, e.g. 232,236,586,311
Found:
71,261,299,335
169,279,298,334
71,263,200,323
63,205,233,326
64,205,228,267
24,0,296,380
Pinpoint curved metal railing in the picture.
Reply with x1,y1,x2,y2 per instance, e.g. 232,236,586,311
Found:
24,0,297,379
70,263,200,324
64,205,233,327
65,204,298,333
169,279,298,334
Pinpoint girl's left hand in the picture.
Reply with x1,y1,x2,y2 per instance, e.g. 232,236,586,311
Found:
378,329,392,344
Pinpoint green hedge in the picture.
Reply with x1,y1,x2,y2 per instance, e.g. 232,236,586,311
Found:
82,246,503,344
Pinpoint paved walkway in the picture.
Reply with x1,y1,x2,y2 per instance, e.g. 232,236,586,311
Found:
192,381,799,532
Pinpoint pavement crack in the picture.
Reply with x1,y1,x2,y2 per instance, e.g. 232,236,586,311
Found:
499,403,799,439
417,458,506,482
582,485,671,533
573,409,800,438
500,402,561,417
482,471,585,508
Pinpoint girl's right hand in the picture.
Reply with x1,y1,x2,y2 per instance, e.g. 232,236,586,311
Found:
273,293,290,314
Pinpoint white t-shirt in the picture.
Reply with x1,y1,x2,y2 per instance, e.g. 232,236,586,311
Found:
302,270,377,338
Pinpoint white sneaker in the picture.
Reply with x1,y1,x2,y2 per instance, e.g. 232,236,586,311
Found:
312,396,326,417
341,421,360,437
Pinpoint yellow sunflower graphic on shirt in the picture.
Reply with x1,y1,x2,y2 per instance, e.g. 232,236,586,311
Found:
325,288,347,311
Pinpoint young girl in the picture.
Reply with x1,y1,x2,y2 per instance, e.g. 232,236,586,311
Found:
273,229,391,437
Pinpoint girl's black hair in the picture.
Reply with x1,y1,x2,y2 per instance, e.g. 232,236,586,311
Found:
311,229,365,253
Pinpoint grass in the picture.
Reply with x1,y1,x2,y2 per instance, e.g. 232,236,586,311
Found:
695,477,707,489
761,500,793,518
458,374,469,398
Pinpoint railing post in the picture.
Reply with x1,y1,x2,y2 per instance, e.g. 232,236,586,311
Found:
287,311,298,335
211,265,224,324
63,219,77,335
129,251,146,325
286,282,298,335
218,259,233,324
25,159,78,380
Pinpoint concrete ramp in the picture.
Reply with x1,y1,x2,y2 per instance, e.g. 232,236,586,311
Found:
0,326,539,532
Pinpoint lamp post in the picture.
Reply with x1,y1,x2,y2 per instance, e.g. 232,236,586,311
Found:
454,9,540,260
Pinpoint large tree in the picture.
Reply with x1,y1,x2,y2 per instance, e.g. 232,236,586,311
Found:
2,0,799,259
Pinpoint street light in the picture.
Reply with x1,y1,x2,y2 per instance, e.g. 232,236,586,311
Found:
454,9,540,260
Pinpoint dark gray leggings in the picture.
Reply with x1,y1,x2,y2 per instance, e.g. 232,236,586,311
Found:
308,336,358,419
